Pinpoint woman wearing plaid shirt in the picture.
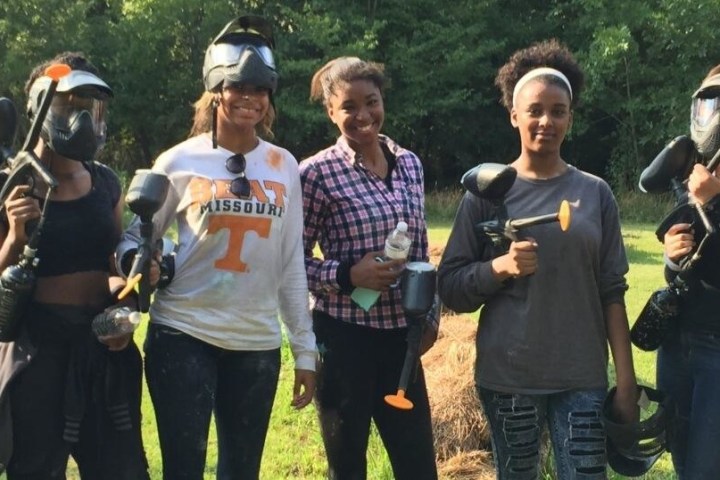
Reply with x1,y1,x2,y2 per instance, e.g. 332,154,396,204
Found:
299,57,438,480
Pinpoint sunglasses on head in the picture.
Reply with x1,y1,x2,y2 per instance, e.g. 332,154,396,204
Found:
225,153,251,199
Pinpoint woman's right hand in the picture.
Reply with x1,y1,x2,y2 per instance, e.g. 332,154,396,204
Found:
491,240,538,281
664,223,694,264
3,185,41,245
350,250,405,291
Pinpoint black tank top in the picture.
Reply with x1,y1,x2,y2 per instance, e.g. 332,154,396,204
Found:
35,162,121,277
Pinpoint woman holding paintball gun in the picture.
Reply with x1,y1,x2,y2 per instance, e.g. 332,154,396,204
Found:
0,52,149,479
655,64,720,480
116,15,316,480
438,40,638,479
299,56,438,480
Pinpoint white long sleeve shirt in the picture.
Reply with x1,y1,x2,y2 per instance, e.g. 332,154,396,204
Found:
117,134,316,371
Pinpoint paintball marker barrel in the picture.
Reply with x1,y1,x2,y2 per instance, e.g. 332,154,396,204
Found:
508,201,571,232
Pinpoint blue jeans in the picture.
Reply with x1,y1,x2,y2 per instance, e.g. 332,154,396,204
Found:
477,386,607,480
144,323,280,480
657,329,720,480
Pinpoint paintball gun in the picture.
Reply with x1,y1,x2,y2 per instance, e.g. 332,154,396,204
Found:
631,136,720,351
117,169,170,313
385,261,437,410
0,64,69,341
638,135,720,247
461,163,571,256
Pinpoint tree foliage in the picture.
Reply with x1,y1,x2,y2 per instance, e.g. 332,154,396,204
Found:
1,0,719,189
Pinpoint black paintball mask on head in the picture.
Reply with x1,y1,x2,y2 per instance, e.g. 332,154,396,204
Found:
203,15,277,148
691,73,720,159
27,70,113,163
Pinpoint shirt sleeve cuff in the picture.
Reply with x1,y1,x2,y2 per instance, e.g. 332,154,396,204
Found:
664,252,682,272
336,260,354,294
293,352,317,372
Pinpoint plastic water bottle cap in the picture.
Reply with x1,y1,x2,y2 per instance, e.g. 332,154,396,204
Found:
396,221,408,232
128,311,142,325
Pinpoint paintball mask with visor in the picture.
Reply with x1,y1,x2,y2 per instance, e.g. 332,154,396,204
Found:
203,15,278,93
691,73,720,159
28,70,113,163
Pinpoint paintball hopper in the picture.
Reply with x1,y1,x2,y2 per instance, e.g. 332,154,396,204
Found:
461,162,517,201
630,287,680,351
125,169,170,219
400,261,437,316
0,97,17,163
385,261,437,411
639,136,695,195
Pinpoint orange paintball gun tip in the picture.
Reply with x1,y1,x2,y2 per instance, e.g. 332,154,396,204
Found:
117,273,143,300
44,64,72,81
558,199,572,232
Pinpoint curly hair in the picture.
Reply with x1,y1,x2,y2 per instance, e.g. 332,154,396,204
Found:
309,57,387,106
495,39,584,111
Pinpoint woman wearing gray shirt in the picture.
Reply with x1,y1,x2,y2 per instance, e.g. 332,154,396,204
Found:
438,40,637,480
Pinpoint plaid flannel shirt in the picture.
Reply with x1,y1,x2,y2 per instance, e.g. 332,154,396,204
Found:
299,135,439,330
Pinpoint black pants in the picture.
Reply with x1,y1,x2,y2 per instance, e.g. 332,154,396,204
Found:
7,304,149,480
313,311,437,480
144,323,281,480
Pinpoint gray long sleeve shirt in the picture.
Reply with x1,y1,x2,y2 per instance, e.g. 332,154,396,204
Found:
438,165,628,393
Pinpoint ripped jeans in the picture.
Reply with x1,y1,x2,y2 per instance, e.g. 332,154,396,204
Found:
144,323,280,480
477,386,607,480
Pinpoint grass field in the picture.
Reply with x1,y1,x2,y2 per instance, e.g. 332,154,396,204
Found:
1,218,679,479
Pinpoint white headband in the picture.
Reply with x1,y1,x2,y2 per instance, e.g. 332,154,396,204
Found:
512,67,572,106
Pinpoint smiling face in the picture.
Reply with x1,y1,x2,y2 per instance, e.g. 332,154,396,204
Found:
217,83,269,134
326,79,384,150
511,79,572,159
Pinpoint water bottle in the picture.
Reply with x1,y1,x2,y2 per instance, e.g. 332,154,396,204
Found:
92,306,141,339
384,221,412,287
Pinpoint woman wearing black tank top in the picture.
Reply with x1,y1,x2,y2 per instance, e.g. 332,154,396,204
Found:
0,52,149,479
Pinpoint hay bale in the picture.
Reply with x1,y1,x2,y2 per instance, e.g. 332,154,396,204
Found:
422,313,494,478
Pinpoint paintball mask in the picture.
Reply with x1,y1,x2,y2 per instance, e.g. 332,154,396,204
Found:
203,15,277,93
603,385,673,477
27,70,112,163
691,73,720,159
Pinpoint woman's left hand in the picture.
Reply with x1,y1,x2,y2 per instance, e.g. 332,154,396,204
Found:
291,369,316,409
688,163,720,205
611,384,639,424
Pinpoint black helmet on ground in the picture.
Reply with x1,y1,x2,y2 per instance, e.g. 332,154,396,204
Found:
603,385,673,477
203,15,277,93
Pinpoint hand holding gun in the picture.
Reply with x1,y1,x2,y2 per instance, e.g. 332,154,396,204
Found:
631,136,720,350
117,170,170,313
